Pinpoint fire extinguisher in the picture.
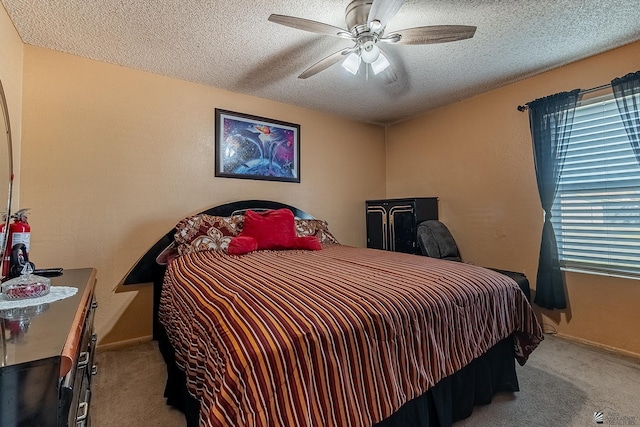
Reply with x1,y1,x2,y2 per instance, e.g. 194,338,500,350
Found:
0,213,6,278
3,208,30,278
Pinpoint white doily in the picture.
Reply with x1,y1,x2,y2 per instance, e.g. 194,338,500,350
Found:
0,286,78,310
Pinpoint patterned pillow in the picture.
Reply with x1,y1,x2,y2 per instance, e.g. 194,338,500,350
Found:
174,214,244,255
295,219,339,244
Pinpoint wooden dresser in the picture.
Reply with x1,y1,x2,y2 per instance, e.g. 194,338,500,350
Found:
0,268,98,427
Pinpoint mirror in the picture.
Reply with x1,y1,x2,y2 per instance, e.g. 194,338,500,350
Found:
0,79,15,281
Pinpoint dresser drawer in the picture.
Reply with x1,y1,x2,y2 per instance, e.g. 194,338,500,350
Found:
75,330,97,427
60,296,98,427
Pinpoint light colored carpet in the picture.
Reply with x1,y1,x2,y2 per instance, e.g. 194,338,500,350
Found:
455,336,640,426
91,334,640,427
91,341,185,427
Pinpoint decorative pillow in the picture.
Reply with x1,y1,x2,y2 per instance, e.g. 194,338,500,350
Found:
174,214,244,255
229,232,321,255
239,209,297,250
295,219,339,244
293,236,322,251
228,236,259,256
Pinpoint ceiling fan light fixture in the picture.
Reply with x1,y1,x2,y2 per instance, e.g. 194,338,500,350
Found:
371,53,390,74
342,52,361,74
360,41,380,63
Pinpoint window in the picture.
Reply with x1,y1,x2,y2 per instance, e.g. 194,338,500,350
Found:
551,93,640,278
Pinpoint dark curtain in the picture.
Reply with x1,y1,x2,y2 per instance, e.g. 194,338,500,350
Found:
612,71,640,165
527,89,580,309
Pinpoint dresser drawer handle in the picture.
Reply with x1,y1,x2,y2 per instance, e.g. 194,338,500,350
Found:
76,401,89,422
91,365,98,376
78,351,89,368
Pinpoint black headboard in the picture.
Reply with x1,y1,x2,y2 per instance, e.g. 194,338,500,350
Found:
122,200,314,286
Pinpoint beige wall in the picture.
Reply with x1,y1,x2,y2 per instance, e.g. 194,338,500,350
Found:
386,41,640,356
20,46,386,344
0,4,22,210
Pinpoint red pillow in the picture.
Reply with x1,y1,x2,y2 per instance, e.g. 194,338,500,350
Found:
239,209,297,250
294,236,322,251
228,236,259,255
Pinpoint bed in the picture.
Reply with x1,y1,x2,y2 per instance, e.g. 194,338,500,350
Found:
122,200,543,427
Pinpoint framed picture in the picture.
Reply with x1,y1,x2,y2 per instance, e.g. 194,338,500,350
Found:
214,109,300,183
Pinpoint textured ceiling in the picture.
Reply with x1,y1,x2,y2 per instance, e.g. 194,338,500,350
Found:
2,0,640,125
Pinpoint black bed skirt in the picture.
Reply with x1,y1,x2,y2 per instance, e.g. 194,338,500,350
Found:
157,326,518,427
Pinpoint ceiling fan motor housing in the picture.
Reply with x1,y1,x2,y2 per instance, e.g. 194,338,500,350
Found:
345,0,373,34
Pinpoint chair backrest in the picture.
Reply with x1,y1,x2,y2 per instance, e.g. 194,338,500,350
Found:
416,220,462,262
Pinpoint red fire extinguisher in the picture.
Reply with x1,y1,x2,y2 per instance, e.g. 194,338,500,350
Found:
0,214,6,278
2,208,30,278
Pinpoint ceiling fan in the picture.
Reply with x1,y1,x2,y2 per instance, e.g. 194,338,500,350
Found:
268,0,476,82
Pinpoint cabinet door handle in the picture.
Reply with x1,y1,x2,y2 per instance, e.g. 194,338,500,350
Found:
91,301,98,309
78,351,89,368
76,401,89,422
91,333,98,343
91,365,98,376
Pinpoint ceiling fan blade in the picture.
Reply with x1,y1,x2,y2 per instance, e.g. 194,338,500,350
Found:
367,0,405,29
385,25,477,45
298,47,353,79
268,14,352,38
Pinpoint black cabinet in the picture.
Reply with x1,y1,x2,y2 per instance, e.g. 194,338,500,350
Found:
366,198,438,254
0,268,97,427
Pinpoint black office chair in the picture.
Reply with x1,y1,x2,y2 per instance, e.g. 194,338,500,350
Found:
417,220,531,301
416,220,462,262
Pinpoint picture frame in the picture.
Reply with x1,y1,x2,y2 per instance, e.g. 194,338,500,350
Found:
214,109,300,183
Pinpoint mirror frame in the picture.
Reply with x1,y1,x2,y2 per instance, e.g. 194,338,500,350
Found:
0,79,14,281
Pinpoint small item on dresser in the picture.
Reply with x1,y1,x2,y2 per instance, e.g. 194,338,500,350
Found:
32,267,64,277
1,262,50,300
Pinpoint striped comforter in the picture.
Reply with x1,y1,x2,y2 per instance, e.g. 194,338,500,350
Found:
159,245,543,427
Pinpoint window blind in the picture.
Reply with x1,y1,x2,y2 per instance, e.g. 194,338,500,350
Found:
551,94,640,278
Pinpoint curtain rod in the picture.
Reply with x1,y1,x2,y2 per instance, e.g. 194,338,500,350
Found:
516,83,611,112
